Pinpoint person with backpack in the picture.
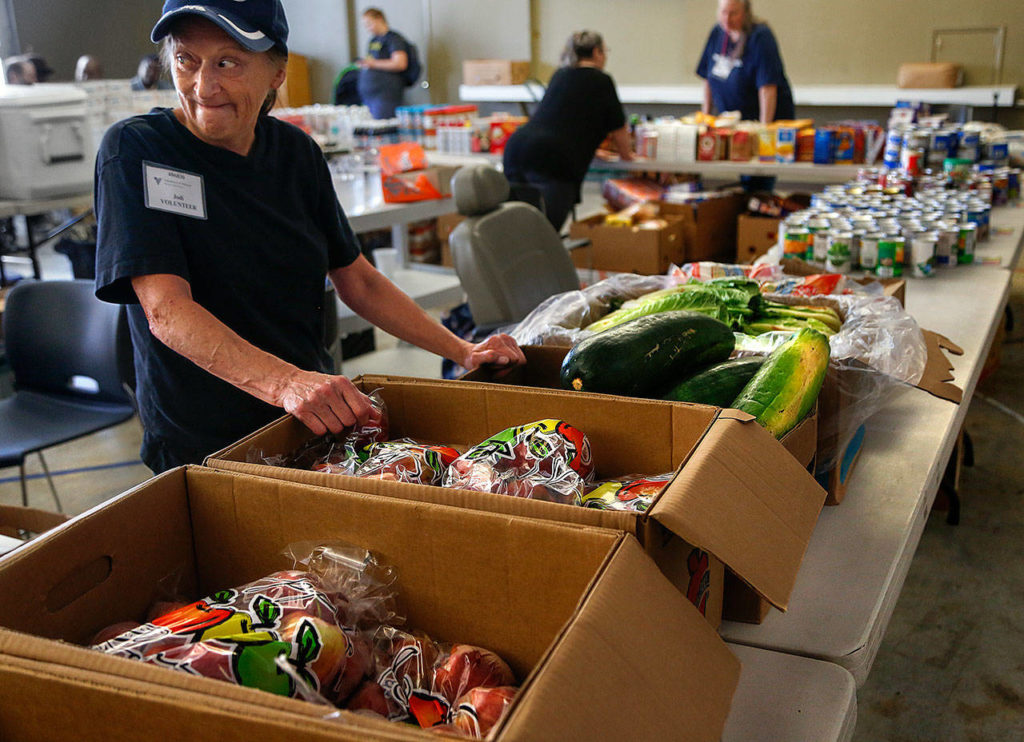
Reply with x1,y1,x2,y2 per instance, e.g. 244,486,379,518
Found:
358,7,419,119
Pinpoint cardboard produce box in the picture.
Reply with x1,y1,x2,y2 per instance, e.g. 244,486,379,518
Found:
736,214,781,264
208,376,826,628
0,504,67,556
462,60,531,87
0,466,739,742
661,194,746,264
568,214,685,274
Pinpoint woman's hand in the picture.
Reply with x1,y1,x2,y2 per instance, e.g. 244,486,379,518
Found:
460,333,527,374
277,370,379,436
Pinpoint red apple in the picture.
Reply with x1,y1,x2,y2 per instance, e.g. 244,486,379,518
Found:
346,680,389,717
452,686,518,738
333,632,372,703
145,600,191,623
278,612,352,695
90,620,142,646
160,639,236,682
433,645,515,703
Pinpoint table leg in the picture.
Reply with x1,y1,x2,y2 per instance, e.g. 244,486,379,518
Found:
391,222,409,268
26,221,41,279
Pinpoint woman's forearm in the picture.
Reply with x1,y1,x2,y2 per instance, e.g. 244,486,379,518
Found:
759,84,778,124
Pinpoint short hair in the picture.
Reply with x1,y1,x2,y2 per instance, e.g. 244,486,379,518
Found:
4,58,34,84
560,30,604,68
362,7,386,22
159,17,288,116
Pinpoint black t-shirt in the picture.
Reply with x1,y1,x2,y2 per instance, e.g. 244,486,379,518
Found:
360,30,408,95
94,108,361,456
503,66,626,185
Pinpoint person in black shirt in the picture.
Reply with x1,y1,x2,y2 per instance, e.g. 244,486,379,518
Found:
358,7,408,119
95,0,524,473
503,30,634,232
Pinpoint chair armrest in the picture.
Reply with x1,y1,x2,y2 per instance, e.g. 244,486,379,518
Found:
562,237,590,252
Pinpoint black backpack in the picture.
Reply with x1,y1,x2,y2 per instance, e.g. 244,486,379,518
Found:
400,37,422,87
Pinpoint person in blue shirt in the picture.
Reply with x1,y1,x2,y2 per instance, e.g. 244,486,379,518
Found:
95,0,523,473
696,0,794,124
358,7,409,119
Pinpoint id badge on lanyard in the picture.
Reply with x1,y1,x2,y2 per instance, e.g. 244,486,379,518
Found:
710,53,736,80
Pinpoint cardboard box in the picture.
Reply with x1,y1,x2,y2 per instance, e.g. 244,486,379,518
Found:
568,214,685,275
897,62,962,89
208,376,826,629
661,194,747,264
435,212,464,268
381,165,460,204
462,60,531,87
736,214,781,264
0,466,739,741
0,504,67,556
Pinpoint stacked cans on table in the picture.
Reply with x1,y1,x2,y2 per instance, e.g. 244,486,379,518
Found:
782,174,1009,278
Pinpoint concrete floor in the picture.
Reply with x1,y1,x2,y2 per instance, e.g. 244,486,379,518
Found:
3,222,1023,740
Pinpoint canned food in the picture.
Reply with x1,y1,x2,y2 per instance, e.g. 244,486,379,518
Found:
966,200,990,241
883,127,904,170
807,217,831,261
783,227,811,258
859,232,881,271
876,237,898,278
935,224,960,267
826,230,853,273
957,223,977,264
910,232,937,278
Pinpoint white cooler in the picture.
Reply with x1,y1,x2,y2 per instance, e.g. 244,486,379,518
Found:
0,83,94,200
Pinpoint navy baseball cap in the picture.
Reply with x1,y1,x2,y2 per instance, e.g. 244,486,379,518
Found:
151,0,289,53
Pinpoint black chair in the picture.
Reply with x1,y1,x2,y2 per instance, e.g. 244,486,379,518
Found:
0,280,135,511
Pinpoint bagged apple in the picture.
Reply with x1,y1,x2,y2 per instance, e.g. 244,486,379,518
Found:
353,439,461,485
579,472,676,512
443,419,595,504
449,686,518,738
92,542,399,704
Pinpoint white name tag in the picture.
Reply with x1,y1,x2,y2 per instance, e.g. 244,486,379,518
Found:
711,53,740,81
143,162,207,220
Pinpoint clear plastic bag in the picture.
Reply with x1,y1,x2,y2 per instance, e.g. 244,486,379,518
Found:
443,419,595,504
580,472,676,513
352,438,461,485
509,273,669,347
91,542,399,705
750,293,928,472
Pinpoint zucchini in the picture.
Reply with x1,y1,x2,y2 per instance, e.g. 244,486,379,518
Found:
585,289,727,333
561,311,735,397
731,328,830,438
662,356,767,407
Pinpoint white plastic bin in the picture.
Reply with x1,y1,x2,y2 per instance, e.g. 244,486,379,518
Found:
0,83,93,200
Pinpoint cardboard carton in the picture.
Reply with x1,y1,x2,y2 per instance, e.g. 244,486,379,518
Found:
0,504,67,556
736,214,781,264
568,213,685,274
208,376,826,628
0,466,739,741
462,60,531,87
661,194,747,264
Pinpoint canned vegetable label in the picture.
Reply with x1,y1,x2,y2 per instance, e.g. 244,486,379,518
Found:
783,228,810,257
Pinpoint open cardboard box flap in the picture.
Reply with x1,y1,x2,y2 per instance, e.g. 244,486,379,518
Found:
0,505,68,537
648,409,825,611
0,466,739,742
210,375,825,615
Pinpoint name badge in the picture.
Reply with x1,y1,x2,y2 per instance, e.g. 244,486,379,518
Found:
143,162,207,220
710,53,739,81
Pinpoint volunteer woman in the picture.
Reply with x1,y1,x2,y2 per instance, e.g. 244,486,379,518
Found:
503,31,634,233
696,0,794,124
95,0,523,473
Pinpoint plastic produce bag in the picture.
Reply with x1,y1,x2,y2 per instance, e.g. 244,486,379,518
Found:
443,419,595,504
92,542,399,705
509,272,669,347
352,438,461,485
751,293,928,472
349,627,516,735
580,472,676,512
248,391,390,474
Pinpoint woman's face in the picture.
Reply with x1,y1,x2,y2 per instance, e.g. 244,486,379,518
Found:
169,18,285,155
717,0,747,36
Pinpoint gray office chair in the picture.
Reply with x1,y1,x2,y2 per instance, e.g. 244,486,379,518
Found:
449,164,581,330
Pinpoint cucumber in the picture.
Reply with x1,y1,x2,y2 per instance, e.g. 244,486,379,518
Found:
731,328,831,438
560,311,735,398
662,356,767,407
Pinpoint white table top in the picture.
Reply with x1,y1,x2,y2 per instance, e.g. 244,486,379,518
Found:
460,83,1019,108
343,196,457,234
976,201,1024,269
724,644,857,742
720,208,1019,685
334,266,463,335
596,157,864,184
0,192,93,219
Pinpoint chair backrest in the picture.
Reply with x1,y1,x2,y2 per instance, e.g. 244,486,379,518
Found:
450,165,580,328
3,279,132,405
